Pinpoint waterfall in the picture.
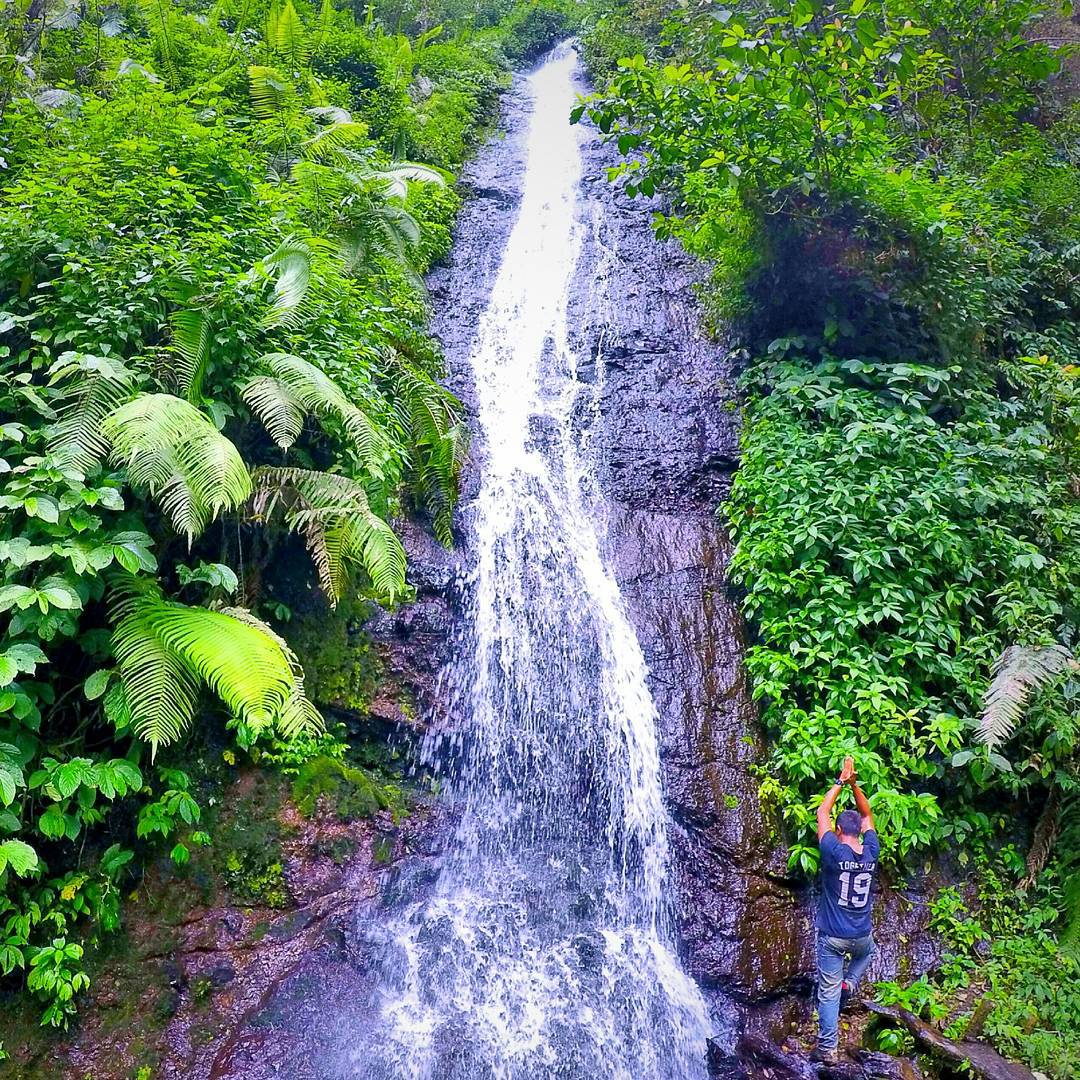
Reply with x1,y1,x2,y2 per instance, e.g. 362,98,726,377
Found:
349,42,712,1079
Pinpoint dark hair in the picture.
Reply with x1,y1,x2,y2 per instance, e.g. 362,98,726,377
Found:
836,809,862,837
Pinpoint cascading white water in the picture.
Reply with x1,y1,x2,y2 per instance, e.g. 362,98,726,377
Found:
350,42,712,1079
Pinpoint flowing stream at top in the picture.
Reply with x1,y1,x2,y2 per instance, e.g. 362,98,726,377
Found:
350,42,711,1079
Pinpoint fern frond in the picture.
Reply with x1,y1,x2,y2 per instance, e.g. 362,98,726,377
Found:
371,161,446,200
271,0,309,66
979,645,1078,750
257,353,386,471
113,606,199,754
248,65,296,120
249,236,329,327
306,104,352,124
114,593,315,755
241,375,305,451
217,606,323,740
301,120,370,162
46,353,140,471
312,0,333,51
251,466,406,602
101,393,252,541
170,307,213,400
391,360,465,543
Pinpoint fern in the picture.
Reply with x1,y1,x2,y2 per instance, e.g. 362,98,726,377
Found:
113,591,320,755
169,307,213,400
242,375,305,451
101,393,252,541
247,65,296,120
306,104,352,124
270,0,309,67
244,352,386,472
247,236,342,327
301,120,370,162
312,0,334,51
46,352,140,471
367,161,446,201
979,645,1078,749
251,466,406,602
391,359,466,544
217,606,322,739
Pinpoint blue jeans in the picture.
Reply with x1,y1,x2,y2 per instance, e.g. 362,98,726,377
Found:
816,932,875,1051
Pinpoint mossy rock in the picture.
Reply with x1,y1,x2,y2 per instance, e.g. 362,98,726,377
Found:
286,593,383,714
213,772,290,909
291,756,403,822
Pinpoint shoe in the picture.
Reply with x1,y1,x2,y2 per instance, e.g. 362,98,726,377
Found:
810,1046,838,1065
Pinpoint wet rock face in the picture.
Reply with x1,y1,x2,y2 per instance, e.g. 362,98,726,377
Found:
564,102,809,1044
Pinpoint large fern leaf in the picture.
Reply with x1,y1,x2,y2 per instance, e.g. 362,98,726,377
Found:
254,353,386,471
979,645,1078,749
271,0,309,66
101,393,252,541
47,353,140,471
218,606,322,739
114,593,319,754
170,307,213,400
302,121,370,162
391,360,466,544
247,65,296,120
251,466,406,602
367,161,446,201
241,375,305,451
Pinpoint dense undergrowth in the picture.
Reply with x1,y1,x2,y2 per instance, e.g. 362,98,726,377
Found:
0,0,571,1048
580,0,1080,1072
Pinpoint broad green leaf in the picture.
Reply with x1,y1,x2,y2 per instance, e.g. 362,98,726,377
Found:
0,840,38,877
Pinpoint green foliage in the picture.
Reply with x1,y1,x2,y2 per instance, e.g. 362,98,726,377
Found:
877,859,1080,1077
0,0,561,1031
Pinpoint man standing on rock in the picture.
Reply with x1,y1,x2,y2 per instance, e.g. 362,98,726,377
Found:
812,756,879,1065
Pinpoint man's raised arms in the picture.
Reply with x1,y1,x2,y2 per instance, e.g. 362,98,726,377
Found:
850,775,875,834
816,756,856,840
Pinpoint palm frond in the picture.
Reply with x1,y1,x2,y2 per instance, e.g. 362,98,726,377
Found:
248,64,296,120
251,466,406,603
255,353,386,471
46,353,140,471
101,393,252,541
170,307,213,400
979,645,1078,749
113,592,318,755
